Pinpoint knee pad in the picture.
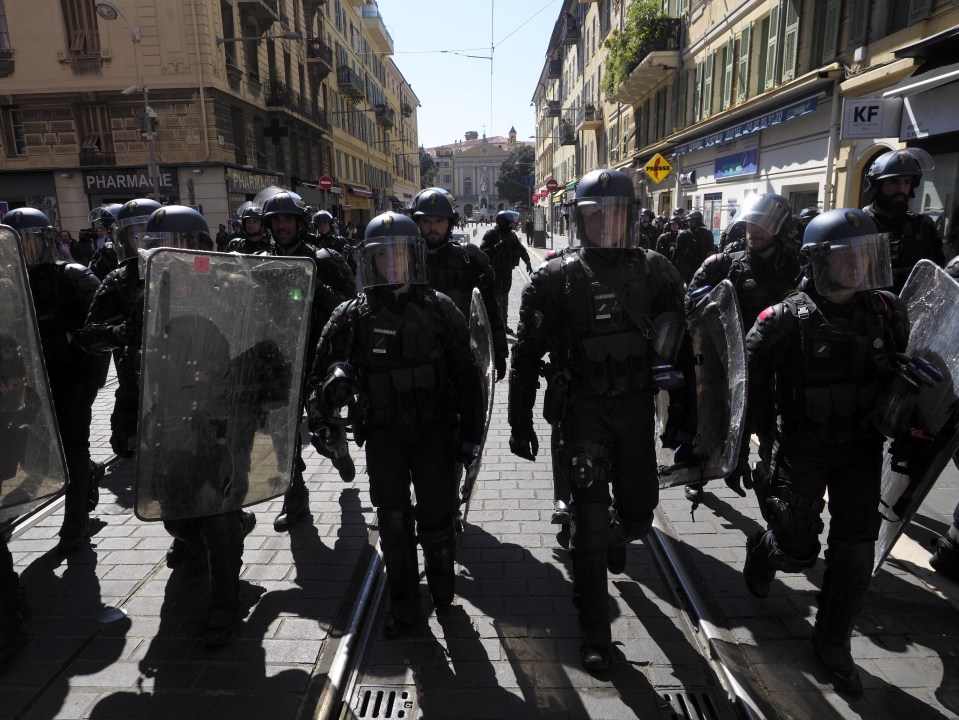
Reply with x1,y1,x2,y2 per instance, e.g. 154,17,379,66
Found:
762,484,825,537
760,531,819,573
567,441,611,490
611,511,653,544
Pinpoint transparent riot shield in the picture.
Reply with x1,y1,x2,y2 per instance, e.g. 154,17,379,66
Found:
0,225,68,531
458,288,495,526
655,280,748,488
135,249,315,521
875,260,959,573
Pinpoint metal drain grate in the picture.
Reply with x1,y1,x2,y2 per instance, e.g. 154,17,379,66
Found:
353,686,416,719
659,688,736,720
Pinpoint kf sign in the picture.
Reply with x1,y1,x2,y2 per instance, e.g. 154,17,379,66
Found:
841,98,903,139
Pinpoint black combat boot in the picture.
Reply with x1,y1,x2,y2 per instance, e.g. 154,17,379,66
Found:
57,457,94,554
571,503,613,671
419,522,457,611
812,541,873,697
273,459,312,532
930,535,959,582
201,511,250,647
378,510,420,638
87,461,106,512
743,530,777,599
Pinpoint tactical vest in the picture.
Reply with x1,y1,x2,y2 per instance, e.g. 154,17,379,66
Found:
725,249,798,326
27,263,87,381
355,293,451,427
777,292,896,446
548,252,653,396
426,242,475,319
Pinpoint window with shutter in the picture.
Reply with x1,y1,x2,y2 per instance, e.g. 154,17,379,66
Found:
782,0,800,82
722,36,734,110
907,0,932,25
738,25,751,102
847,0,869,46
820,0,842,64
677,68,688,130
703,50,714,117
764,4,780,90
694,60,703,122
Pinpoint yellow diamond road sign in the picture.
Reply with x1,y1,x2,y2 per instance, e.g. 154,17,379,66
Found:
643,153,673,184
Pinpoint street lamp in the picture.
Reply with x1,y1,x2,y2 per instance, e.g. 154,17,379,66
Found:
216,31,302,45
95,2,161,199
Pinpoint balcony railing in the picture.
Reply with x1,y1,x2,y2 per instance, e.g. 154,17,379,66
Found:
374,104,395,129
237,0,279,33
575,103,603,131
401,101,414,117
608,18,683,104
361,5,394,55
547,57,561,79
561,17,580,45
337,65,365,103
559,118,577,146
544,100,561,118
305,37,334,76
79,148,116,167
265,80,331,132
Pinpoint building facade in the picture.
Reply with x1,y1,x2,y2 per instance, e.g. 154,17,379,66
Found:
0,0,419,233
531,0,959,247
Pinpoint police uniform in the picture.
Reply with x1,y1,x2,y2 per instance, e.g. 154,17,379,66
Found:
310,212,478,636
672,224,715,284
479,218,532,330
863,203,944,293
509,169,686,670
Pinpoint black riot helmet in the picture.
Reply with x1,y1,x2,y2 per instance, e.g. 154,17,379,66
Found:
865,147,934,197
798,207,820,227
411,187,459,222
3,207,58,267
687,210,704,224
495,210,518,231
114,199,163,262
89,203,124,230
261,191,308,224
946,254,959,280
136,205,212,253
737,193,794,242
237,200,264,237
312,210,334,233
801,208,892,297
356,212,429,289
571,168,637,249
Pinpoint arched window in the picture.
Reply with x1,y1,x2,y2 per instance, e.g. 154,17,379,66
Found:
463,176,473,196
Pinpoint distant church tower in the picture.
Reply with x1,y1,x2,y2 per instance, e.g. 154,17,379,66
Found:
508,126,517,147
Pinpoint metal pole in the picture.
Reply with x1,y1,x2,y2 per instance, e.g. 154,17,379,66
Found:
143,87,161,200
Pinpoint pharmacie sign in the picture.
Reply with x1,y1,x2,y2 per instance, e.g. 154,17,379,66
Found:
83,168,176,195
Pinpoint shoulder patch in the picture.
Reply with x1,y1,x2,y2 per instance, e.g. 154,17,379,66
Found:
757,306,775,324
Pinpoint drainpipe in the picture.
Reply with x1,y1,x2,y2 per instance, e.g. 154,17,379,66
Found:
191,0,211,160
822,76,842,211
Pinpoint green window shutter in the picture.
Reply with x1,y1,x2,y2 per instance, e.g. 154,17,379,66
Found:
847,0,870,47
694,60,703,121
703,50,714,116
722,36,735,109
821,0,841,63
764,3,780,90
907,0,932,25
738,25,751,101
782,0,800,82
677,68,688,129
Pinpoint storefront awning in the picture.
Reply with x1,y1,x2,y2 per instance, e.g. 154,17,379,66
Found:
565,180,578,191
348,185,374,198
552,189,566,201
673,95,820,156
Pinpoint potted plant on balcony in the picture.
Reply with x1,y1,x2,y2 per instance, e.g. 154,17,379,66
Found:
601,0,668,101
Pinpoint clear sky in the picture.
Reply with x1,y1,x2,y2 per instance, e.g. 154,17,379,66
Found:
373,0,563,148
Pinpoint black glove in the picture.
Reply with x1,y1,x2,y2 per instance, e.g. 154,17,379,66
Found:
112,321,133,346
723,455,749,497
456,441,480,468
495,354,507,382
110,428,135,458
509,426,539,461
525,263,533,274
890,428,934,474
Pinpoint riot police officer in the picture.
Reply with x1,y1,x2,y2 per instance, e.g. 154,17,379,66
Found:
3,208,109,553
258,191,357,532
795,207,819,245
862,147,944,292
743,208,909,696
411,187,508,380
226,201,271,255
672,210,715,283
113,199,163,262
684,193,801,500
78,206,256,645
480,210,533,333
87,203,124,280
508,169,686,671
654,215,681,259
636,208,657,250
308,212,479,637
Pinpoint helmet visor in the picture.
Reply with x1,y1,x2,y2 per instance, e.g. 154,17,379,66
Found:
20,227,58,267
571,196,636,249
809,233,893,297
116,217,150,262
134,231,202,253
356,235,428,288
736,195,792,236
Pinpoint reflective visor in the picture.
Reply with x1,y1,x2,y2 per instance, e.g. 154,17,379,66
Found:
356,235,428,289
809,233,893,297
116,217,150,262
20,228,58,267
134,231,201,253
571,196,636,249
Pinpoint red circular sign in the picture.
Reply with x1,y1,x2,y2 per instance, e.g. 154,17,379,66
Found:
532,192,540,202
545,178,558,192
318,176,333,190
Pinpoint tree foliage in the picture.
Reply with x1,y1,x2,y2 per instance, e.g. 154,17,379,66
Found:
419,150,436,189
601,0,668,100
495,145,535,205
